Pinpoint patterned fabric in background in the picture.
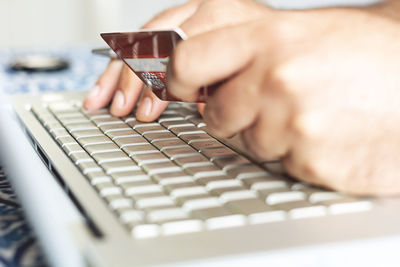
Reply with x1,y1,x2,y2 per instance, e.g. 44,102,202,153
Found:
0,48,108,267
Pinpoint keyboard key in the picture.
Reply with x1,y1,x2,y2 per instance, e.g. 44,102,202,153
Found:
122,144,158,156
129,192,167,202
131,152,169,166
125,184,163,196
152,171,193,184
105,195,133,209
219,190,258,203
163,146,198,159
51,128,70,138
183,197,221,211
226,198,274,215
213,155,250,170
170,186,208,198
92,151,130,164
162,220,203,235
152,139,186,150
127,122,157,130
77,161,102,174
86,171,112,185
266,191,306,205
107,130,138,140
205,214,247,230
78,136,112,147
114,136,148,147
174,155,212,168
91,117,122,126
190,140,223,151
135,125,167,135
62,143,84,155
111,171,149,184
157,114,184,123
191,206,234,220
320,198,373,214
142,161,182,175
70,152,93,164
72,129,104,139
83,108,110,117
161,120,194,129
94,182,122,197
251,180,288,191
60,117,90,125
119,209,145,224
65,123,97,133
164,182,199,194
120,180,156,192
194,175,232,185
144,132,176,142
273,201,327,219
136,196,176,209
227,164,270,179
181,133,213,143
240,176,285,187
147,208,188,223
101,160,140,174
206,179,243,190
185,165,226,178
309,192,345,203
131,224,161,239
157,176,194,186
100,124,131,133
56,136,77,146
201,147,237,159
171,127,205,137
85,143,120,155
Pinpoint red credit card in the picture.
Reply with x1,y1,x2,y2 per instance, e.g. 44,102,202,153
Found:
101,29,211,102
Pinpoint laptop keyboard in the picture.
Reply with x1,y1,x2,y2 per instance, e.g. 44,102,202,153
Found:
30,101,372,239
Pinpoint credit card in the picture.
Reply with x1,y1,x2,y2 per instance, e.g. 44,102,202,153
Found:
101,29,211,102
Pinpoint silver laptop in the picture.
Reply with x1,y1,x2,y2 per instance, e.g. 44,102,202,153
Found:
1,90,400,267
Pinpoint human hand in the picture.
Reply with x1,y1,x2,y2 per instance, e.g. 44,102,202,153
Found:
166,5,400,196
83,0,268,121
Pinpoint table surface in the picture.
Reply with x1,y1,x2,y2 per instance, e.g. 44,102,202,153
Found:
0,48,107,267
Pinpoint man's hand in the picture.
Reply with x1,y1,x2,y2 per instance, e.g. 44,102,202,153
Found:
83,0,268,121
166,4,400,196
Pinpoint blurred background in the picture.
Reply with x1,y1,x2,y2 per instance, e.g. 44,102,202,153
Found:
0,0,187,48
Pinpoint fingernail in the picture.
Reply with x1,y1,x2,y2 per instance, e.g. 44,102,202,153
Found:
88,85,100,99
137,97,152,117
113,90,125,107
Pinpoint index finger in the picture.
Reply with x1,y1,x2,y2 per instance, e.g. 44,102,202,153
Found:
166,22,260,102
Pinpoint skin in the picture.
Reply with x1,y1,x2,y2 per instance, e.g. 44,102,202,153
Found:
84,0,400,196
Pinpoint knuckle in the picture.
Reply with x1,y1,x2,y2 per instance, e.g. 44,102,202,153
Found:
270,19,303,44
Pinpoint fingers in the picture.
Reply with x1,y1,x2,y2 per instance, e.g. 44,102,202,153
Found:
202,62,262,138
136,86,169,122
166,23,258,102
84,0,202,115
109,65,144,117
83,60,123,110
241,104,291,161
197,103,206,116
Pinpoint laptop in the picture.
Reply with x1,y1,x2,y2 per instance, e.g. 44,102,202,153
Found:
1,51,400,267
1,89,400,267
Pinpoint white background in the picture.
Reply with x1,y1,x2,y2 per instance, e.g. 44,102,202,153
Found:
0,0,186,48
